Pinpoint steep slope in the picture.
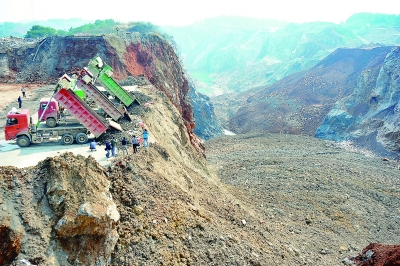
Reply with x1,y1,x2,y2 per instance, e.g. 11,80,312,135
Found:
189,84,224,140
316,46,400,158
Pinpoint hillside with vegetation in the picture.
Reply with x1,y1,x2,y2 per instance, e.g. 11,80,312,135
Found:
0,19,166,38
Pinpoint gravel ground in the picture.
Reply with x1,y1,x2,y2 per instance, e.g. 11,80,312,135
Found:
205,133,400,264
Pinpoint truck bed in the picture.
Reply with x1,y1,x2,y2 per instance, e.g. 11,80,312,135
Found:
53,88,109,137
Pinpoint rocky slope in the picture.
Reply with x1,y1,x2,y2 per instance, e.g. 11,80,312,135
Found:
189,84,224,140
316,46,400,158
229,46,400,158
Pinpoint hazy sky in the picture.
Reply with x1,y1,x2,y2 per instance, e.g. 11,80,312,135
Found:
0,0,399,26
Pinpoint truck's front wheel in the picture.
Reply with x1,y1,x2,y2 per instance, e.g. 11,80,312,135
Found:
17,135,31,147
62,134,74,145
76,133,88,144
46,118,57,128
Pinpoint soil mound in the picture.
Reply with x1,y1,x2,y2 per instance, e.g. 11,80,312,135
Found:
349,243,400,266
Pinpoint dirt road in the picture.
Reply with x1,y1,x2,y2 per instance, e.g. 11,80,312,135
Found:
0,139,116,168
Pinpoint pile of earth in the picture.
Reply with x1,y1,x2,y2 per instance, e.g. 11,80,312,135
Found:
345,243,400,265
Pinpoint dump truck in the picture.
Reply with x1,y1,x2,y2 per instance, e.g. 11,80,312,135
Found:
4,85,112,147
38,74,125,128
62,72,127,121
87,56,139,107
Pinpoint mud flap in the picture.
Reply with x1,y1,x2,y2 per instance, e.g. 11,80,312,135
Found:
108,120,123,131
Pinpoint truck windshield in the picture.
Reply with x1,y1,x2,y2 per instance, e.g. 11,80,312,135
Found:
7,118,18,125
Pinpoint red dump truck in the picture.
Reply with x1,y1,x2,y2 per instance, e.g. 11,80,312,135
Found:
4,87,111,147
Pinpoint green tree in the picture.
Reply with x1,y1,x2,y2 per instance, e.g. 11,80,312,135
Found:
68,19,121,35
127,22,159,33
25,25,58,38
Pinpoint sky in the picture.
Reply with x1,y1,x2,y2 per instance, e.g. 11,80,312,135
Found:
0,0,399,26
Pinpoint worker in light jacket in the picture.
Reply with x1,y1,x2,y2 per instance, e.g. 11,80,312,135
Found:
142,129,149,148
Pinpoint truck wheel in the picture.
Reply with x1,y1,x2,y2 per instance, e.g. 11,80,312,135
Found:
76,133,88,144
62,134,74,145
46,118,57,128
17,135,31,147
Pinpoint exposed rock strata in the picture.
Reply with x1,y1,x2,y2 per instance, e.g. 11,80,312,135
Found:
189,84,224,140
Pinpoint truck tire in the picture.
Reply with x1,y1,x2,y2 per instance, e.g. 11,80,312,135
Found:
76,133,88,144
17,135,31,147
62,134,74,145
46,118,57,128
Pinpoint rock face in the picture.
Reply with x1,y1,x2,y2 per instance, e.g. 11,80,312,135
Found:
0,153,119,265
316,47,400,157
189,84,224,140
0,34,213,153
229,46,400,157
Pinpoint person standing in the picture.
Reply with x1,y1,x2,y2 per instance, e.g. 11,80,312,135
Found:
121,137,128,155
18,96,22,108
21,87,26,98
105,140,112,158
142,129,149,148
111,137,117,157
132,135,139,154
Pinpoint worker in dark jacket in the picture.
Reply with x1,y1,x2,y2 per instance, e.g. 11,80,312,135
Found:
121,137,128,155
18,96,22,108
105,140,112,158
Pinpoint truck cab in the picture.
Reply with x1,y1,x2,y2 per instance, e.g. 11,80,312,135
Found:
38,98,59,127
4,109,31,146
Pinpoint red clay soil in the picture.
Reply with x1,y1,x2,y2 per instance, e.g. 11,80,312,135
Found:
351,243,400,266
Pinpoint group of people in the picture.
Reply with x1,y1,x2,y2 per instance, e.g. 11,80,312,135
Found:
89,128,150,159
